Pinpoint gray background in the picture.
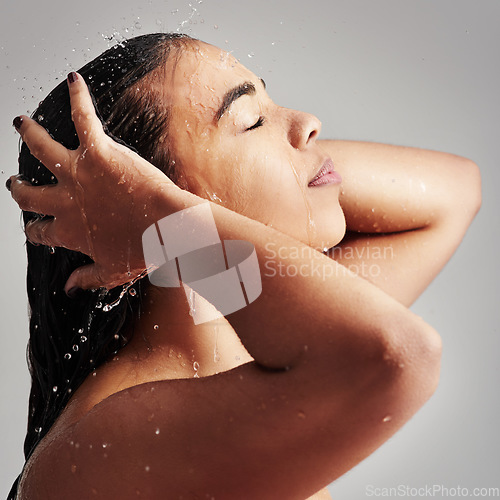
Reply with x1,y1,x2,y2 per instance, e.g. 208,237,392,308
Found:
1,0,498,497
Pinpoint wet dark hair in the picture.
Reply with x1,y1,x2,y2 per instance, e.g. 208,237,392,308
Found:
8,32,195,499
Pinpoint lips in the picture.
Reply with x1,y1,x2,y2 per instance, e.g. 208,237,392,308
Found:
308,158,342,187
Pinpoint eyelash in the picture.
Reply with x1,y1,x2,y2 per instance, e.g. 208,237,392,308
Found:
245,116,265,131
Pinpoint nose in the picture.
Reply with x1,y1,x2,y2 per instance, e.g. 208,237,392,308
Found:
287,110,322,150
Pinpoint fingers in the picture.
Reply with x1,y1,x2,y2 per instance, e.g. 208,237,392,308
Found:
67,72,105,148
9,177,59,216
65,263,107,294
13,115,71,174
24,217,61,247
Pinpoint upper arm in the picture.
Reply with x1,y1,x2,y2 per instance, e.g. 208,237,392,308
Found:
27,339,439,500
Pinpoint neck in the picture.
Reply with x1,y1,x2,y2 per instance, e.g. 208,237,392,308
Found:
121,284,252,379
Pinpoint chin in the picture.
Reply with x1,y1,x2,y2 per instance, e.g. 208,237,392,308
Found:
309,206,346,252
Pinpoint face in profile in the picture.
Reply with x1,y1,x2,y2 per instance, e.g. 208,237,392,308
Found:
163,41,346,250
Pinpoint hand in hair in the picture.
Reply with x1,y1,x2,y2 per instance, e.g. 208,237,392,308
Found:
9,72,179,294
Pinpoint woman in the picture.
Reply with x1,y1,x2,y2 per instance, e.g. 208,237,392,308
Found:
7,33,480,499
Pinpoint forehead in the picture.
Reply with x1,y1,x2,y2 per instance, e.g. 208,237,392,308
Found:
167,41,256,120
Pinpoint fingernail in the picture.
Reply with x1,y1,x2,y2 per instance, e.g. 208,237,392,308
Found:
5,178,12,191
66,287,83,299
67,72,78,84
13,116,23,130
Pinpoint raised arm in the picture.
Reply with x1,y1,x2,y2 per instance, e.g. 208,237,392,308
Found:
10,75,441,499
319,140,481,306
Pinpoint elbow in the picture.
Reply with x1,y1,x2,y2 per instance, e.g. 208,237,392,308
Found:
455,156,482,221
463,157,482,218
381,313,442,411
432,155,481,238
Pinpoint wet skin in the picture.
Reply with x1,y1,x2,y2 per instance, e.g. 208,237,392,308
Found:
164,41,346,250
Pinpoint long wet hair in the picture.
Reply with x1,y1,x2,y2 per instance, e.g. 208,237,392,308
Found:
9,32,194,499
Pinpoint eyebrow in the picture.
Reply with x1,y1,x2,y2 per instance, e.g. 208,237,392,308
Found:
215,78,266,122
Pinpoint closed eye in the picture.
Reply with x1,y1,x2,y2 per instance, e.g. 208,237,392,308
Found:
246,116,265,131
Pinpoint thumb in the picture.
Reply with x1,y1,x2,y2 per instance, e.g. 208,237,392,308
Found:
65,263,107,296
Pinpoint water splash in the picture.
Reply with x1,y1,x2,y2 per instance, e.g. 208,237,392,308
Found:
102,267,151,312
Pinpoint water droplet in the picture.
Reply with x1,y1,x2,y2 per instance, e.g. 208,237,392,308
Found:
145,465,150,472
80,335,87,342
114,334,119,340
135,22,142,29
153,324,159,330
64,353,71,360
382,415,392,423
78,328,84,334
49,246,55,254
35,427,42,433
52,386,58,392
214,24,219,29
102,442,108,448
155,428,160,435
129,287,137,297
72,344,79,352
248,52,255,58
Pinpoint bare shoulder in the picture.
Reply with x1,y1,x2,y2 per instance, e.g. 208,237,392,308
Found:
17,356,399,500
